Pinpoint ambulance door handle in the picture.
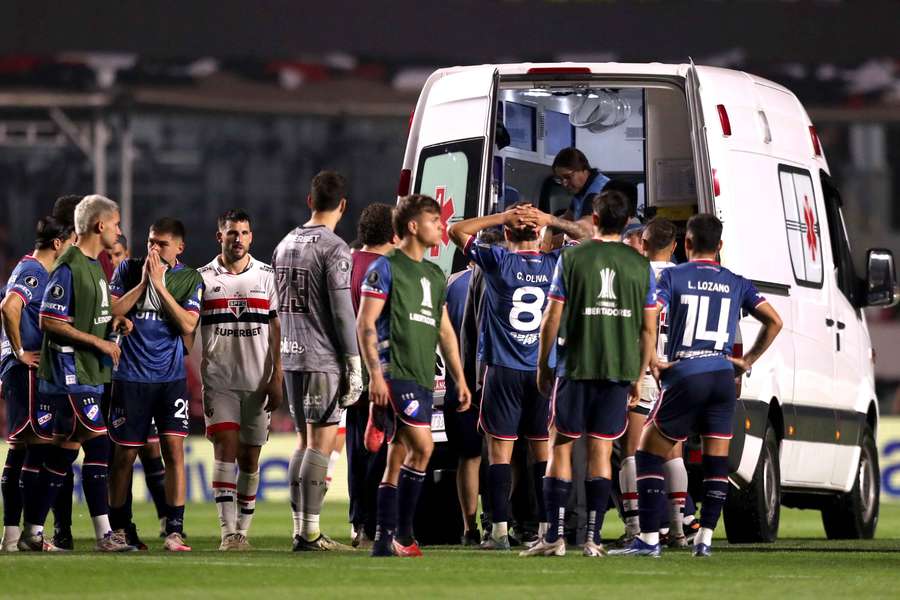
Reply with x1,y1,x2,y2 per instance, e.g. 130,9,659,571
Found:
825,318,835,327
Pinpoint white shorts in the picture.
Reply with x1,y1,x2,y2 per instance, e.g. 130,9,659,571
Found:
203,387,271,446
634,373,660,416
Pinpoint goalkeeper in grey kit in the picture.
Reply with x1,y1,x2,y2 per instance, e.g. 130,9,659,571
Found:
272,171,363,551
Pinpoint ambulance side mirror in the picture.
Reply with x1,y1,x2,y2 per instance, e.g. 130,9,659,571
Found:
865,248,899,308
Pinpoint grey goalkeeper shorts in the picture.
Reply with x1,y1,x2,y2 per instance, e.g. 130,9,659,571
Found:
285,370,343,428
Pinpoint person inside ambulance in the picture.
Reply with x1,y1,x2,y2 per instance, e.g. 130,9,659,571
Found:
551,147,609,235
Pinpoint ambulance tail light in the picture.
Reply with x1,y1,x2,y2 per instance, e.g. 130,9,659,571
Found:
733,342,744,397
809,125,822,156
397,169,412,197
717,104,732,137
712,168,721,197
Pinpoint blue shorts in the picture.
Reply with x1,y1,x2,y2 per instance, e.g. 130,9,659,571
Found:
649,368,737,442
386,378,433,443
108,379,189,446
551,378,630,440
2,364,53,441
50,391,107,439
479,365,550,441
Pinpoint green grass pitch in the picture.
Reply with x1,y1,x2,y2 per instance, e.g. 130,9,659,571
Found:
3,502,900,599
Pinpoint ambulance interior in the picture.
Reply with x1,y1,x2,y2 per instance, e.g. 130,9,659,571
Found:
492,82,700,258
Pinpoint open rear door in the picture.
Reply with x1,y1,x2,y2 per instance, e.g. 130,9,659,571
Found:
411,67,499,275
685,61,716,215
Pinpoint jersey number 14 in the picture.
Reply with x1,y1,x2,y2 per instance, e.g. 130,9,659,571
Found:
680,294,731,350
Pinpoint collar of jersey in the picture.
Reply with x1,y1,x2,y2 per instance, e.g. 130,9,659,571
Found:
214,255,254,275
690,258,720,265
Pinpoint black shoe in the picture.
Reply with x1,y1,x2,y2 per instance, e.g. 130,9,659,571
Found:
461,530,481,546
51,529,74,551
125,523,148,551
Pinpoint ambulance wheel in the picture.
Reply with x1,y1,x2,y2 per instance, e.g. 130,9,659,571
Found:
723,424,781,543
821,424,879,540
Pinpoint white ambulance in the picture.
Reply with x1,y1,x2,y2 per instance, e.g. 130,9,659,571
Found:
399,62,898,542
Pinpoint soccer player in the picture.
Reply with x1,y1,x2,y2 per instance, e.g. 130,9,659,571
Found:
525,190,658,558
0,216,75,551
357,194,472,557
448,202,586,550
107,218,203,552
272,171,362,551
109,234,129,269
20,195,133,552
347,202,395,546
617,218,692,546
612,214,782,557
199,209,282,551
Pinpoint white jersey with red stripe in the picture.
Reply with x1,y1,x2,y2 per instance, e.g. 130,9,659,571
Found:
198,255,279,392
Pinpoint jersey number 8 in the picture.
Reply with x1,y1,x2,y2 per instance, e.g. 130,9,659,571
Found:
509,286,546,332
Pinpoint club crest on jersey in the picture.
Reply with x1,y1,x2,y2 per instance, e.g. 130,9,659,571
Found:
85,404,100,422
598,268,617,301
228,299,248,318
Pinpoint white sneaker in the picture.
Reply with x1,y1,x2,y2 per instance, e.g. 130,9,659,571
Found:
519,536,566,557
1,533,20,552
582,540,607,557
219,532,250,551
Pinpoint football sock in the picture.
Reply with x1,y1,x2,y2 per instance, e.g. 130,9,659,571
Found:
664,457,688,537
212,460,237,539
299,449,329,540
396,465,425,545
542,477,571,544
696,527,714,547
236,469,260,536
326,449,340,492
108,503,130,531
585,477,612,544
684,493,697,525
636,450,665,546
166,505,185,535
81,437,110,519
288,448,305,536
619,455,639,536
141,455,168,520
488,463,512,540
2,446,26,527
32,446,78,530
374,483,398,549
20,444,52,531
52,467,74,532
700,455,729,533
531,461,548,531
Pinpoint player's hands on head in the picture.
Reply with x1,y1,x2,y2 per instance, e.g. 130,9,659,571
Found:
537,365,554,397
17,350,41,368
727,356,752,378
456,384,472,412
368,372,390,407
264,374,284,412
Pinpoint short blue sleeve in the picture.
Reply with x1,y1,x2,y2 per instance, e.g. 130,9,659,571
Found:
645,265,658,308
548,253,567,303
109,260,129,297
183,280,203,313
360,256,392,300
40,265,74,322
7,263,46,305
740,277,767,312
656,267,672,308
464,236,505,274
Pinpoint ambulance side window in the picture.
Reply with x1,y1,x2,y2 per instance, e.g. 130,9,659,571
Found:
820,172,861,308
778,165,824,288
414,138,483,275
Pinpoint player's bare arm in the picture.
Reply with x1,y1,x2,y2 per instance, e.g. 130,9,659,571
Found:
40,315,123,367
264,316,284,411
447,205,536,249
527,206,589,240
145,251,200,335
728,301,783,377
110,260,149,317
356,295,388,406
537,298,564,396
438,305,471,412
633,306,659,407
0,293,40,367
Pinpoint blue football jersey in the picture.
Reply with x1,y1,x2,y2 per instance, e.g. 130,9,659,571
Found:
359,256,393,368
109,260,203,383
465,238,558,371
37,263,104,395
0,256,49,377
656,259,766,383
446,268,471,334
